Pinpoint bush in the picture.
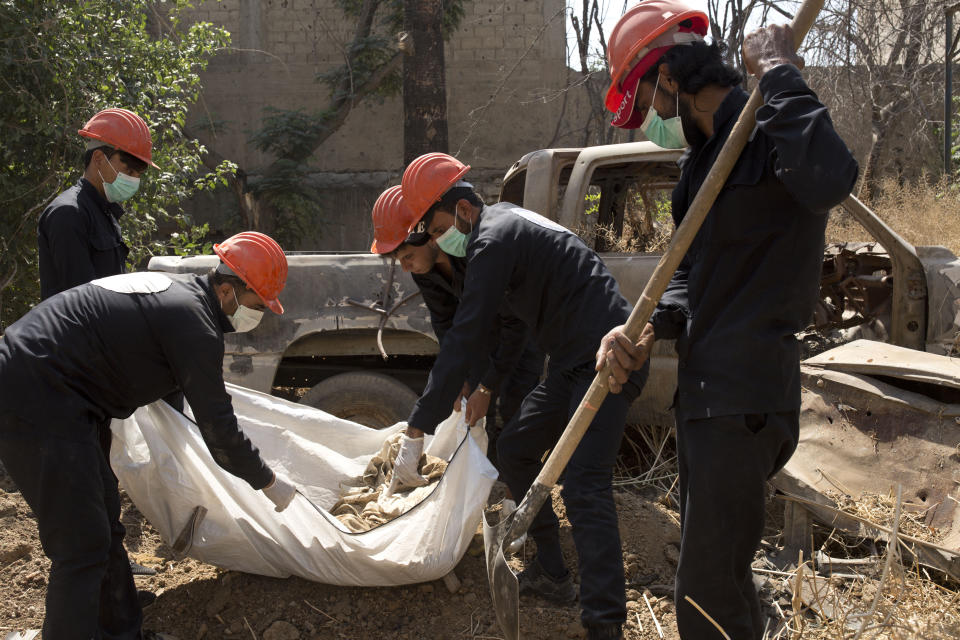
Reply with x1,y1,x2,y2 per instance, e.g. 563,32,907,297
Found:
0,0,236,330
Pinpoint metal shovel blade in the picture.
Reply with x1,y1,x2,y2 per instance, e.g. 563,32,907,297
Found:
483,508,519,640
171,505,207,560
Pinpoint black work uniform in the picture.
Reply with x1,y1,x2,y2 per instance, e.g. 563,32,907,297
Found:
36,178,184,589
407,203,646,630
648,65,859,639
0,272,273,640
38,178,129,300
413,256,544,464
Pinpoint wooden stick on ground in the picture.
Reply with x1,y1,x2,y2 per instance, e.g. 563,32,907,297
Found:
643,592,665,639
684,595,731,640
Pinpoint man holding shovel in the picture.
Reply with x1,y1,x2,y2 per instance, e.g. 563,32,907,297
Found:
597,1,858,638
389,152,647,640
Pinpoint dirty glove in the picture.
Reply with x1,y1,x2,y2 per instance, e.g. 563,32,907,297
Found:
262,472,297,512
386,434,428,496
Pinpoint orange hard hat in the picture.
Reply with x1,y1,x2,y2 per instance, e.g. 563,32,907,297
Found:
370,186,421,254
401,152,471,219
605,1,708,128
213,232,288,314
79,108,159,169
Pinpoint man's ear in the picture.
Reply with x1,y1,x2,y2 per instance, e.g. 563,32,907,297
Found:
456,199,475,221
214,282,233,303
658,63,679,94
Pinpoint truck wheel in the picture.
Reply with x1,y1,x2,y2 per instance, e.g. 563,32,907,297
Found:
299,372,419,429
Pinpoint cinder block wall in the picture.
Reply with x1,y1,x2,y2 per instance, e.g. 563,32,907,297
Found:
179,0,582,250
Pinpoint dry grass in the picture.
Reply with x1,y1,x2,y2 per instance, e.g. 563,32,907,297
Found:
614,423,960,639
615,423,677,494
587,176,960,256
828,177,960,255
824,490,945,545
768,562,960,639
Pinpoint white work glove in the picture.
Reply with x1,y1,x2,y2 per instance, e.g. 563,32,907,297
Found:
262,472,297,512
386,434,428,496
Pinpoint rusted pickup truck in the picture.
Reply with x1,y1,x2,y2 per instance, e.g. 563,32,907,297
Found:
149,141,960,429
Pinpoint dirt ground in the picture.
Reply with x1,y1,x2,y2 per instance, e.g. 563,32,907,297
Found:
0,459,691,640
2,458,955,640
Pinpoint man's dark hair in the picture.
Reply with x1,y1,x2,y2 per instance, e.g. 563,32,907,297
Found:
430,186,484,216
208,269,251,294
83,146,149,173
641,39,743,94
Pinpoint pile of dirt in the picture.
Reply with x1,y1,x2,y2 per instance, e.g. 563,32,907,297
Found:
0,462,683,639
4,461,958,639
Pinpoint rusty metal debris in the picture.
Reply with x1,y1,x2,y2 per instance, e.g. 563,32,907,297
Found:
773,339,960,580
345,255,422,360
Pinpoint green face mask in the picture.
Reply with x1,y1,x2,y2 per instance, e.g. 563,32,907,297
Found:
640,77,688,150
435,210,472,257
98,158,141,203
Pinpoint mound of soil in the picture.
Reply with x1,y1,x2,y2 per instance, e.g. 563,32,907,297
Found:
0,462,685,639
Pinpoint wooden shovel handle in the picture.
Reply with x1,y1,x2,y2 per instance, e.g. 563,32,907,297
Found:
506,0,826,541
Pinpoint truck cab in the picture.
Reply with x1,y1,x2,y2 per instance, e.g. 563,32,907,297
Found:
150,141,960,430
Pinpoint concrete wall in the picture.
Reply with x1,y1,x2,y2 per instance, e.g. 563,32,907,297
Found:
179,0,941,250
180,0,583,249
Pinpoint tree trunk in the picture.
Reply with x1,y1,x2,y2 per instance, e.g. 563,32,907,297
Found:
403,0,449,163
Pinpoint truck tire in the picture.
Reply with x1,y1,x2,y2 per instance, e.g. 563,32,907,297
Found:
299,372,419,429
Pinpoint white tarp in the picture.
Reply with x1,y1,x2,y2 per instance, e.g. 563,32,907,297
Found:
109,383,498,586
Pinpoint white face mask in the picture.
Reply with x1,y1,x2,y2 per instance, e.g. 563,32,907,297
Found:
226,287,264,333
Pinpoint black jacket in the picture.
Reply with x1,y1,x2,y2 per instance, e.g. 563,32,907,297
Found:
408,202,643,433
0,272,273,489
413,256,536,394
649,65,859,420
38,178,129,300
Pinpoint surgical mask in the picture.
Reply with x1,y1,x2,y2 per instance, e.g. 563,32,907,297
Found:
435,211,472,258
98,158,141,203
227,287,264,333
640,76,688,149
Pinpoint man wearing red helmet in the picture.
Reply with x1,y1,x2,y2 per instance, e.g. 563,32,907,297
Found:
37,108,171,583
370,186,544,473
394,153,648,640
0,232,296,640
38,108,159,301
596,2,858,638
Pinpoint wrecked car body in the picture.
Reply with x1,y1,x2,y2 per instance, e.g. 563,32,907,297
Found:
774,340,960,578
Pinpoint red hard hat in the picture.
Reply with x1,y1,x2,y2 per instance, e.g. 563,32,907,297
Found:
401,152,471,219
213,232,288,314
78,108,159,169
605,1,708,128
371,186,420,254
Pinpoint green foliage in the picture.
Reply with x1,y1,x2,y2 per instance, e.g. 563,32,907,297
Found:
584,192,601,216
242,0,468,243
380,0,467,39
0,0,235,328
247,158,321,246
316,35,403,103
250,107,333,160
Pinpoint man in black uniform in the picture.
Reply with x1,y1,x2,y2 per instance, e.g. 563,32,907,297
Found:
0,231,297,640
37,108,173,582
38,108,157,300
369,185,542,468
390,153,646,640
597,3,859,638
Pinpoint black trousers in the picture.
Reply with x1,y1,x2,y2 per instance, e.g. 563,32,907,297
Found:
674,412,798,640
0,413,142,640
486,346,545,472
497,363,639,629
